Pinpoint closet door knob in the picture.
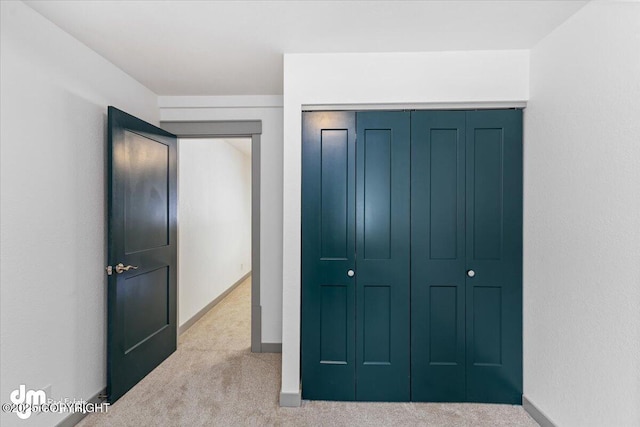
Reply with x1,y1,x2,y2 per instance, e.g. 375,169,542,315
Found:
467,270,476,278
347,270,355,277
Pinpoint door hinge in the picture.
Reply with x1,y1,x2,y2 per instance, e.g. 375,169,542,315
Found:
106,265,113,276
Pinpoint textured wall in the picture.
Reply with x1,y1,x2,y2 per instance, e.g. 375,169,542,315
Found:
523,2,640,426
0,2,159,426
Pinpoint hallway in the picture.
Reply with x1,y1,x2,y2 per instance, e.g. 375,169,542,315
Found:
79,277,536,426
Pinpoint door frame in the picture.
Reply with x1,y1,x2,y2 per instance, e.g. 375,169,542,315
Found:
160,120,263,352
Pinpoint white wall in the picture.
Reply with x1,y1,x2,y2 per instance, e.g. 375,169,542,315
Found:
281,50,530,400
178,138,252,326
523,2,640,426
160,97,284,344
0,2,159,426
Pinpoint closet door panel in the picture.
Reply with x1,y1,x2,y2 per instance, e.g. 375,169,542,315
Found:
302,112,357,400
411,111,466,401
356,111,410,401
465,109,522,404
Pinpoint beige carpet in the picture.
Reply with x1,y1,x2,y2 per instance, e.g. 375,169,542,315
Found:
79,277,538,426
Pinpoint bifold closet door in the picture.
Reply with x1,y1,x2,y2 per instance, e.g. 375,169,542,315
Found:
355,111,410,401
411,109,522,404
301,111,357,400
301,111,410,402
303,109,521,404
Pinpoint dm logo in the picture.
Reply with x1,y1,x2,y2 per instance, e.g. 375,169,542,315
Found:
10,385,46,420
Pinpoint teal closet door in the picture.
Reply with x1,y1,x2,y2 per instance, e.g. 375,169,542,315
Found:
301,111,357,400
411,111,467,401
303,109,521,404
411,109,522,404
465,109,522,404
355,111,410,401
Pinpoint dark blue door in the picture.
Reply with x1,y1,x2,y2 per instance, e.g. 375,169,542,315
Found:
107,107,178,403
411,111,467,401
465,110,522,403
411,109,522,403
355,111,410,401
301,112,357,400
303,109,522,404
301,111,410,401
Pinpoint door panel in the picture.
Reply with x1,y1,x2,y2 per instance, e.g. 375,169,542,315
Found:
302,112,357,400
429,128,459,260
411,111,466,401
429,285,459,363
362,129,392,260
124,131,170,252
320,129,350,260
122,266,170,352
363,285,391,364
471,128,503,260
319,285,348,363
107,107,177,403
472,286,502,365
465,109,522,404
356,111,410,401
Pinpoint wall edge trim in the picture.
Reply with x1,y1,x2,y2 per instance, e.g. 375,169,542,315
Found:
279,389,302,407
261,342,282,353
523,395,557,427
55,388,106,427
302,101,527,111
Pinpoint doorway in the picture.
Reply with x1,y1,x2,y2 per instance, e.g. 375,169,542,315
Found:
176,137,253,340
162,120,263,352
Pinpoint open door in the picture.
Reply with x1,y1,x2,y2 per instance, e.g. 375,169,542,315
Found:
106,107,177,403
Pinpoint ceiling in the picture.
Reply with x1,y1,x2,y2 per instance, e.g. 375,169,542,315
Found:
25,1,587,96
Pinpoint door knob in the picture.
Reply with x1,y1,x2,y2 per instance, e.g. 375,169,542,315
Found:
115,263,139,274
467,270,475,278
347,269,355,277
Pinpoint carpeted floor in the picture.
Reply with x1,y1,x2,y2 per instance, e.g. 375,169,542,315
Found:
79,277,538,426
